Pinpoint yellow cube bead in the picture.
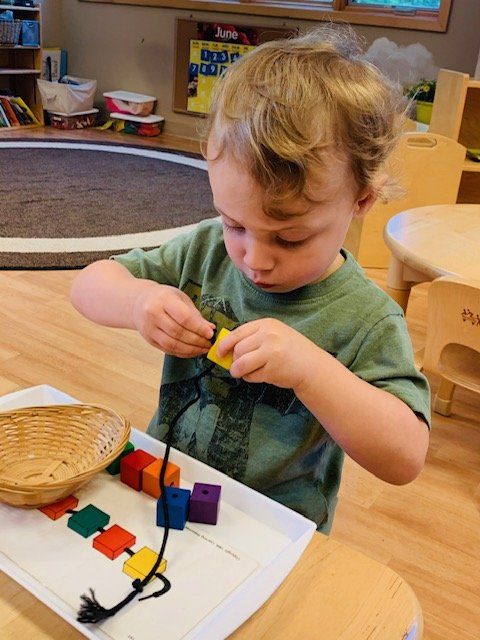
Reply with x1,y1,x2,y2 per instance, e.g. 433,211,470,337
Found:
207,327,233,370
123,546,167,584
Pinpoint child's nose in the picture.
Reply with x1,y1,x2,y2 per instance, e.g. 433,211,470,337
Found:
243,238,274,272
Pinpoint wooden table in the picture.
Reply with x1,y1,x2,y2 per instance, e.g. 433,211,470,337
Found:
384,204,480,312
0,533,422,639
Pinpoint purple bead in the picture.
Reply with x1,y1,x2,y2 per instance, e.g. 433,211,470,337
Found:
188,482,221,525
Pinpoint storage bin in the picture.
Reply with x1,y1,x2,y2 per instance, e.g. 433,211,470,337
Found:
103,90,156,117
20,19,39,46
37,76,97,115
110,111,164,137
48,108,98,130
0,19,21,45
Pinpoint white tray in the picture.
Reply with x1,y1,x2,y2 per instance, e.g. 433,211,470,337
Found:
0,385,316,640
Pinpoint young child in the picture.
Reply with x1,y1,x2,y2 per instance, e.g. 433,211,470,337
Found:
71,26,430,534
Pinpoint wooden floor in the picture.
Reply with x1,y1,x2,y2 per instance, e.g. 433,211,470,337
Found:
1,129,479,639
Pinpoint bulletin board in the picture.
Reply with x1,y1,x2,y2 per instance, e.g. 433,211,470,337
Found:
173,20,295,116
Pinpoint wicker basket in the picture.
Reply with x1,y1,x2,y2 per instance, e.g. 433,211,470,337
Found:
0,404,131,508
0,20,22,45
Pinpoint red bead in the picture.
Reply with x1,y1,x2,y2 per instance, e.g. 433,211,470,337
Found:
120,449,156,491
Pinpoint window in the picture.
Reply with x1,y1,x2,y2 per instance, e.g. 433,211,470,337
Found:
81,0,452,32
350,0,441,8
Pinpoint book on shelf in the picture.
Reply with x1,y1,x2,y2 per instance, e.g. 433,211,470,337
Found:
0,96,39,127
0,101,10,128
1,98,20,126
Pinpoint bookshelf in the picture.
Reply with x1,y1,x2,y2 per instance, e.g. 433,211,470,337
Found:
0,2,43,130
429,69,480,202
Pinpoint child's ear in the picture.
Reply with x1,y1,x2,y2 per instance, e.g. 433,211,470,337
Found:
353,173,389,218
353,189,377,218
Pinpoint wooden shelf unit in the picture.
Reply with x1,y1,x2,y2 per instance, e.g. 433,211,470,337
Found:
0,3,43,129
0,4,39,11
429,69,480,203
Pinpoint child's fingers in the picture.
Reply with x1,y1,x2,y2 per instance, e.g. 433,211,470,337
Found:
229,333,261,360
160,314,212,350
164,296,214,341
230,349,266,380
217,323,257,356
150,327,210,357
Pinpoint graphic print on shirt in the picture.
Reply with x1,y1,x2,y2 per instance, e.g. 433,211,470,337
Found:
155,280,330,487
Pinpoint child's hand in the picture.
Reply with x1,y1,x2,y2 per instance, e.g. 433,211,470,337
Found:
132,284,215,357
216,319,318,390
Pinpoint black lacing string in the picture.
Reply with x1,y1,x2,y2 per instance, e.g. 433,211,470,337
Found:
77,360,215,624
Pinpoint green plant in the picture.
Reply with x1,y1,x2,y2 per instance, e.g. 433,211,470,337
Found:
406,78,436,103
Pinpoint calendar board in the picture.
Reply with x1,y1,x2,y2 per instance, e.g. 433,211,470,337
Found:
174,20,294,116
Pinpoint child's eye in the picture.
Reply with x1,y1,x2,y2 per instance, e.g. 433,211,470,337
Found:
276,236,308,248
222,220,244,233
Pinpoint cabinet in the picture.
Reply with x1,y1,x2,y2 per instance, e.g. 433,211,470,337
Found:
429,68,480,203
0,2,43,129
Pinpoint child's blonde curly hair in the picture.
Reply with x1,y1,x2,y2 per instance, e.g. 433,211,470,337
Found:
203,25,406,218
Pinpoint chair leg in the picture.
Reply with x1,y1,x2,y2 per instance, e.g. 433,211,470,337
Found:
434,378,456,416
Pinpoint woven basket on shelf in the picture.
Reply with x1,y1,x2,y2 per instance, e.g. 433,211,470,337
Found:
0,20,22,45
0,404,131,508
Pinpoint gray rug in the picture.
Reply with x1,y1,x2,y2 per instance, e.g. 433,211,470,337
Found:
0,143,215,269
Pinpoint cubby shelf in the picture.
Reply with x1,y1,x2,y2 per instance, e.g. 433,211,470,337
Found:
429,69,480,202
0,45,41,50
0,3,39,10
0,68,41,74
0,2,43,129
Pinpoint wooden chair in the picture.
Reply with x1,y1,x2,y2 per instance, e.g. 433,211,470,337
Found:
343,119,416,259
343,217,363,258
418,276,480,416
428,68,471,142
357,132,465,268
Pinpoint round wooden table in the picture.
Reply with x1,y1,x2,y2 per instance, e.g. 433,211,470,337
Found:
384,204,480,312
0,534,423,639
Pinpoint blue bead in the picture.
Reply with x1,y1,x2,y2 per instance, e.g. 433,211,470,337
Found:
156,487,191,531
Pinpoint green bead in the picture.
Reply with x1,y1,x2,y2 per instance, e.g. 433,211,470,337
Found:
106,441,135,475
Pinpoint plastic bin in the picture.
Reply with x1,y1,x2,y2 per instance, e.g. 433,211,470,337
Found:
37,76,97,115
48,108,98,130
103,90,156,117
110,111,164,137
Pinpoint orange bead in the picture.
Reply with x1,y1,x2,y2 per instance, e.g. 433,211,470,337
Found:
142,458,180,499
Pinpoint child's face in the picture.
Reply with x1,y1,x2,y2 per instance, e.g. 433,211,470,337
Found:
207,142,374,293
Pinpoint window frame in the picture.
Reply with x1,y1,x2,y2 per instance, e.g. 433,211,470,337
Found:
80,0,453,32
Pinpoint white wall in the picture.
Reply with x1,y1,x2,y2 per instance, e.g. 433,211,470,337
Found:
53,0,480,137
39,0,63,47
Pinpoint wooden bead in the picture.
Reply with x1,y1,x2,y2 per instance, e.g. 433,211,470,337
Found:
120,449,156,491
156,487,191,531
207,328,233,369
188,482,221,525
142,458,180,499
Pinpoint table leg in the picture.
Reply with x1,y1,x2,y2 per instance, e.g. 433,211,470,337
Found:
386,256,412,313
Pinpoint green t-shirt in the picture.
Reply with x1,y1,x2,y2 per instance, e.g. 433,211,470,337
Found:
113,218,430,533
